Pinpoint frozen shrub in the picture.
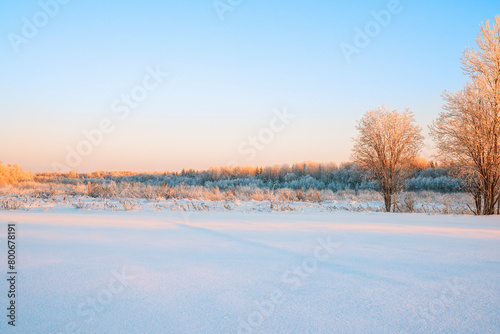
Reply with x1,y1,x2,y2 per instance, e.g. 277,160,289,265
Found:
403,194,416,213
142,185,157,200
296,189,305,201
72,199,88,209
396,193,416,213
306,189,322,203
74,182,88,196
162,186,174,199
213,186,221,200
223,189,236,201
278,189,295,201
0,196,29,210
120,199,139,211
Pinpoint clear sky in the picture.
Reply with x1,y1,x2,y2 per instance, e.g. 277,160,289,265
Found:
0,0,498,172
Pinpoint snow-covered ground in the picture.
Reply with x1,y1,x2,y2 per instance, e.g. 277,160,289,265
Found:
0,208,498,333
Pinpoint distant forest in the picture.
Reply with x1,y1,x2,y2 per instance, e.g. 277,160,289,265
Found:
29,160,463,193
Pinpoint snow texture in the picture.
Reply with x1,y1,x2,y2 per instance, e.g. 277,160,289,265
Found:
0,209,498,333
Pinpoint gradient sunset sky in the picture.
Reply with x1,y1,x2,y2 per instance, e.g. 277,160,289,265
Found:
1,0,498,172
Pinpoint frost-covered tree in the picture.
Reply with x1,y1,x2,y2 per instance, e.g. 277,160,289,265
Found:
351,106,424,212
430,15,500,215
0,162,34,186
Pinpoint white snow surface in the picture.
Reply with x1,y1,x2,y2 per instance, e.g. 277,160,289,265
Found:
0,207,498,333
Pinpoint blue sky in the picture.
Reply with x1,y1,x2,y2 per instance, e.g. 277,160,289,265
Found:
0,0,498,172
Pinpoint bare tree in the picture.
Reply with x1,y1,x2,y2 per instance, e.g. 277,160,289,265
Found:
430,15,500,215
352,106,424,212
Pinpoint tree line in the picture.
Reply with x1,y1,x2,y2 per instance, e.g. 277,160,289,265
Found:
34,160,462,194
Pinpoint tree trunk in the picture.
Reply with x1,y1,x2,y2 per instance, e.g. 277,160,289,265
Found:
384,193,392,212
482,183,496,215
474,188,482,216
